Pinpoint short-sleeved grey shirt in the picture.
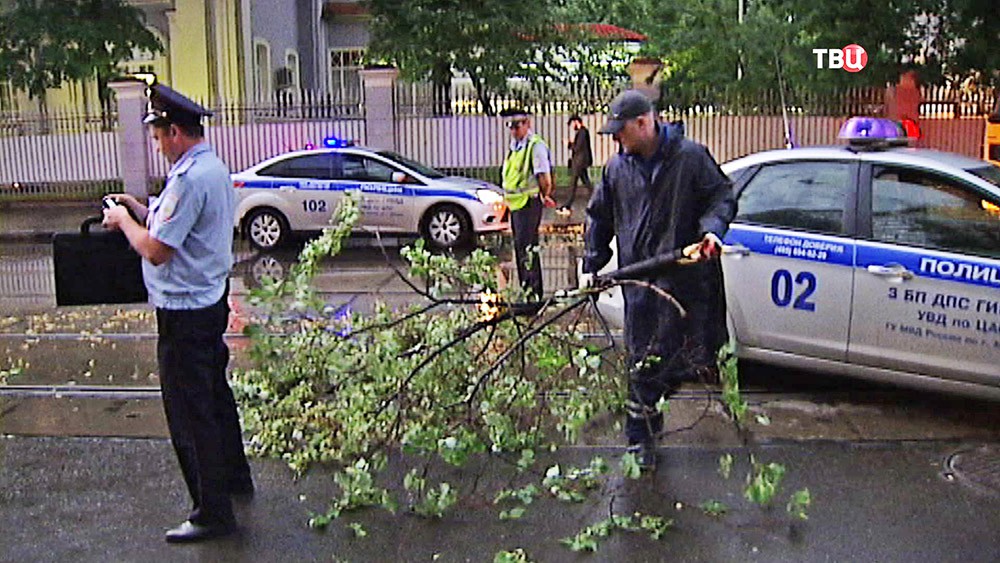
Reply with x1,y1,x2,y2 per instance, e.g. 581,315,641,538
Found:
144,143,235,310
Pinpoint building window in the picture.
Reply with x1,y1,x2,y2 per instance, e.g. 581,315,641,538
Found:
284,50,300,92
329,48,363,101
254,39,272,102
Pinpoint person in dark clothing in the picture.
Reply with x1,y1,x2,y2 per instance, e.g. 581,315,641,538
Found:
557,114,594,216
581,90,736,471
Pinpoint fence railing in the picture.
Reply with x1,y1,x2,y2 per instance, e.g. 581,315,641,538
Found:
146,102,366,179
1,84,995,201
0,98,365,200
395,80,629,117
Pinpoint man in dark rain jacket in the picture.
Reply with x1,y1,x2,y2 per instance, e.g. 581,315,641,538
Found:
582,90,736,470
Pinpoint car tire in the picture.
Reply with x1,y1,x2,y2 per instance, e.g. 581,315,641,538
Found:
245,207,289,250
250,253,286,285
421,204,472,250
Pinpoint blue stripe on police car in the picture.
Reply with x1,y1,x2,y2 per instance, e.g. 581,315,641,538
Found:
724,224,854,267
856,243,1000,290
236,178,478,201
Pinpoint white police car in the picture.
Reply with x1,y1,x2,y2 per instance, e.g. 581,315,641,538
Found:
592,117,1000,399
232,139,509,250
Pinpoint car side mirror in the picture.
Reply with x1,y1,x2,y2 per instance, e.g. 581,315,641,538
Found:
391,171,411,184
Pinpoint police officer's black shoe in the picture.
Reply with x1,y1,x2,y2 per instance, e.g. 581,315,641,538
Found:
626,440,658,472
165,520,236,543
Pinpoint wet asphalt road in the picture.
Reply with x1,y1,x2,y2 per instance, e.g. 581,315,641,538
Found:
0,238,998,562
1,237,998,441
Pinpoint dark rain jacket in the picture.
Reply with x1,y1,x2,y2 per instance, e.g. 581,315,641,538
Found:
583,122,736,380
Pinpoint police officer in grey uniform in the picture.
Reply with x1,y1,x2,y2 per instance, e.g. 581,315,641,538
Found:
103,84,253,543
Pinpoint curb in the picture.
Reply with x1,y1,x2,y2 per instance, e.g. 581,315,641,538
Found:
0,232,57,243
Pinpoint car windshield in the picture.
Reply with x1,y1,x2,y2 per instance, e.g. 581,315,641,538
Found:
377,151,446,179
967,164,1000,187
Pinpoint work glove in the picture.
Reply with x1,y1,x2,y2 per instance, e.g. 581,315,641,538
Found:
578,272,596,289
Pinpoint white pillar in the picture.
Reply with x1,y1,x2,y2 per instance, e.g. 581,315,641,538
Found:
360,67,399,151
108,80,151,200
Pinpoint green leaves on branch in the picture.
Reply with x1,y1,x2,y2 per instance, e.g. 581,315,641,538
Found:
700,500,728,517
717,342,748,424
542,459,609,503
307,458,396,528
235,194,813,551
787,488,812,520
494,483,541,507
745,457,786,507
561,513,673,552
620,452,643,480
235,194,625,534
493,548,534,563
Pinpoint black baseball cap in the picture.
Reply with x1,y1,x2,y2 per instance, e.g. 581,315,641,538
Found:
143,83,212,127
598,90,654,134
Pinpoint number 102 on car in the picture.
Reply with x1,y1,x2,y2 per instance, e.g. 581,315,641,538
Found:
302,200,328,213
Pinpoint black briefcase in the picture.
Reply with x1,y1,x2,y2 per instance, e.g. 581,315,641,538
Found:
52,217,148,306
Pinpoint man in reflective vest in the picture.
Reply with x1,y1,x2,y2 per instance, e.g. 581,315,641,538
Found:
501,109,554,300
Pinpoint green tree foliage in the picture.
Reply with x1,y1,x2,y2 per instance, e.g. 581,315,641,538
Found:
564,0,998,98
640,0,918,102
912,0,1000,87
0,0,162,104
365,0,564,113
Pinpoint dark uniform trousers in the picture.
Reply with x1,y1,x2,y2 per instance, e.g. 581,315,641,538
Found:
156,287,251,527
510,195,544,299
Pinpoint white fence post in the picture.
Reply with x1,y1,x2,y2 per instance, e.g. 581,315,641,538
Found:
359,67,399,151
108,79,151,200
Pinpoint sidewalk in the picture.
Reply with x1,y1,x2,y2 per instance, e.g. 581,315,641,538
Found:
0,435,996,562
0,201,103,242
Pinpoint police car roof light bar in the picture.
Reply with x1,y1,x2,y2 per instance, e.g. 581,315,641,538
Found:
323,136,354,148
839,116,913,151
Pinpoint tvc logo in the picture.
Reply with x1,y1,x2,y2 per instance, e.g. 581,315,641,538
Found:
813,44,867,72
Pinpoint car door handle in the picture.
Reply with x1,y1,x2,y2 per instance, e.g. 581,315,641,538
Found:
866,264,914,280
721,244,750,256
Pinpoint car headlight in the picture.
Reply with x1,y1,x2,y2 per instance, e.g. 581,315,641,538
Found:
476,189,504,204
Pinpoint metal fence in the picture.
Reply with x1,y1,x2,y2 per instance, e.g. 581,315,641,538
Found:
0,93,366,200
145,97,366,179
0,105,122,201
395,80,628,117
0,83,995,201
394,82,995,170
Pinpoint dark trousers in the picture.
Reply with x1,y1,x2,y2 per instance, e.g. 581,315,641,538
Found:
510,195,544,299
156,290,251,527
562,166,593,208
623,275,715,444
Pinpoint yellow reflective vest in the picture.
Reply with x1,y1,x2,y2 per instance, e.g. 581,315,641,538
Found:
502,133,545,211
